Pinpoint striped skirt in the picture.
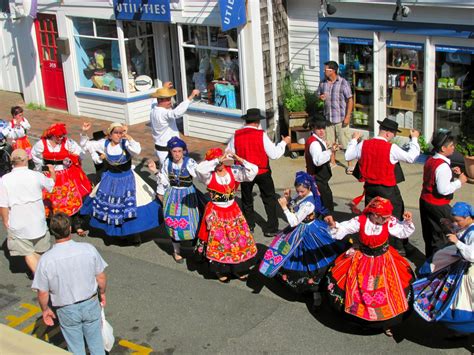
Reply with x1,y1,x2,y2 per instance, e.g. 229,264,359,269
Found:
163,185,200,241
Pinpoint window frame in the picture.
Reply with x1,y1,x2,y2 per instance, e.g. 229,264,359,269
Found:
177,23,242,112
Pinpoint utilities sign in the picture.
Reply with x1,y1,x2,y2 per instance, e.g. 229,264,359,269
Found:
113,0,170,22
218,0,246,31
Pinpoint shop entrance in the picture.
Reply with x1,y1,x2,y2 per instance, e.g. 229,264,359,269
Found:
34,14,67,110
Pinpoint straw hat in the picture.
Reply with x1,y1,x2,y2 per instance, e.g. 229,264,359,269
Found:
150,87,177,99
106,123,124,135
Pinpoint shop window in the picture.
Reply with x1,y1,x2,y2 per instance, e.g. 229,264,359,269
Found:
180,25,241,110
434,46,473,139
386,42,424,133
338,38,374,132
73,18,122,92
122,21,157,93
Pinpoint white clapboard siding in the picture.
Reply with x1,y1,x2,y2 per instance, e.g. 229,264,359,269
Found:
186,113,242,143
0,17,22,93
128,98,155,124
287,0,320,91
181,1,219,21
77,97,126,123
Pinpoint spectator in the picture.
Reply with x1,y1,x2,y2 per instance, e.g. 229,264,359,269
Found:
32,212,108,355
0,149,55,274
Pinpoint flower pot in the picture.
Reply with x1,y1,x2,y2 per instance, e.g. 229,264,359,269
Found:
283,107,308,128
463,155,474,183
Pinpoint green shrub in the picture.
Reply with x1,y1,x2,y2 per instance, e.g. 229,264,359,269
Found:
26,102,46,111
456,135,474,157
418,135,431,154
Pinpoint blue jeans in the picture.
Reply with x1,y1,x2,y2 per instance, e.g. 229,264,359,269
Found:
56,296,105,355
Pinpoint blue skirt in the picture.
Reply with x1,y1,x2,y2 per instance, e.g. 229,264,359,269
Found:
261,219,344,292
413,246,474,334
81,170,160,237
163,185,200,241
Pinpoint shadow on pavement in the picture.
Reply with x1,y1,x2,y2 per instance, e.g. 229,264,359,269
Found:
1,240,30,276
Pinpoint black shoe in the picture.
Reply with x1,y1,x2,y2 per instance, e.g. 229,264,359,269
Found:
263,231,278,238
249,226,255,233
312,292,322,310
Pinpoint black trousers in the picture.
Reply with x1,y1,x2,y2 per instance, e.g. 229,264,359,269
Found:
240,171,278,232
364,184,405,251
419,198,451,258
315,179,334,212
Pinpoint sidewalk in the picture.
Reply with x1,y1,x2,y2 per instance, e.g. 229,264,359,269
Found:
0,90,472,209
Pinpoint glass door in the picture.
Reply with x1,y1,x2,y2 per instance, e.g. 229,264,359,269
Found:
434,46,474,139
338,37,374,132
385,41,424,135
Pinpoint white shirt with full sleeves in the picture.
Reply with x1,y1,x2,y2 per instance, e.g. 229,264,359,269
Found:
227,125,288,160
431,153,463,196
2,118,31,140
79,136,141,158
150,100,191,147
0,167,55,239
345,136,420,164
455,223,474,262
195,158,258,207
283,193,315,227
309,134,332,167
156,157,198,195
31,138,84,171
330,215,415,241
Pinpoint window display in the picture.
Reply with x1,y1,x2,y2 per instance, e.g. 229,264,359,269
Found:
73,18,122,92
73,18,156,94
338,37,374,132
386,42,424,134
434,46,473,138
181,25,240,109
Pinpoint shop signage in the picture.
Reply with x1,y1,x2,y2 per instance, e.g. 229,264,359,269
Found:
218,0,246,31
113,0,170,22
339,37,373,45
436,46,474,55
387,41,423,50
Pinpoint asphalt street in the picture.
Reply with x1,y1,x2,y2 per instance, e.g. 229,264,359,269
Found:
0,144,472,354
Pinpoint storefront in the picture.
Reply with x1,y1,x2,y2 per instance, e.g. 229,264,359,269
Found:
287,0,473,141
8,0,281,143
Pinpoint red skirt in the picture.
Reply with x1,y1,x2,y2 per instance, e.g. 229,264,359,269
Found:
43,165,92,216
198,201,257,264
327,246,413,322
13,136,32,159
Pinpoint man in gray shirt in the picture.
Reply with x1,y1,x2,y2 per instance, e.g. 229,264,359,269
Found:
32,212,108,355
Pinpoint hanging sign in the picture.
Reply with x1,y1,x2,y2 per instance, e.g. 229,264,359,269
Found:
113,0,170,22
218,0,246,31
339,37,373,46
387,41,423,50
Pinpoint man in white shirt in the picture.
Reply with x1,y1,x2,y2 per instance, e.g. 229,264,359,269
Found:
150,82,200,165
346,118,420,255
227,108,291,237
0,149,55,274
420,131,467,257
32,212,108,355
304,118,339,212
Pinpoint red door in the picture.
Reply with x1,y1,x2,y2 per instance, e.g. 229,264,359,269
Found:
34,14,68,110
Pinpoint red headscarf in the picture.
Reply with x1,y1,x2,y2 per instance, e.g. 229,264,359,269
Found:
363,196,393,217
205,148,223,161
42,123,68,139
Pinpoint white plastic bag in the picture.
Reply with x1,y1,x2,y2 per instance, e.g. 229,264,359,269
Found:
101,308,115,352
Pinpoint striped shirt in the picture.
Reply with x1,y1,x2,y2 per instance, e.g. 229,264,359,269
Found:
317,76,352,124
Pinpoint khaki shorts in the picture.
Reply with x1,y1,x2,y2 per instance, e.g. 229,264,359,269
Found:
326,122,351,149
7,231,51,256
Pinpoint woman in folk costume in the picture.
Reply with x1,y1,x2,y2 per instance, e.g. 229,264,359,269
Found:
259,171,343,309
413,202,474,336
31,123,92,235
327,196,415,336
147,137,199,263
3,106,33,167
80,122,160,242
195,147,258,283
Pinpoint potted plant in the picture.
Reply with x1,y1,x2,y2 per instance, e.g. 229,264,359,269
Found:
456,134,474,180
281,73,308,127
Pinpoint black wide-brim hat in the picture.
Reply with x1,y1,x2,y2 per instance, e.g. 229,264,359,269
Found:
377,118,401,133
308,116,327,129
241,108,266,122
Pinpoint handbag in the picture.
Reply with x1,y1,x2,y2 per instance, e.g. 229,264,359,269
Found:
193,239,207,263
101,308,115,352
